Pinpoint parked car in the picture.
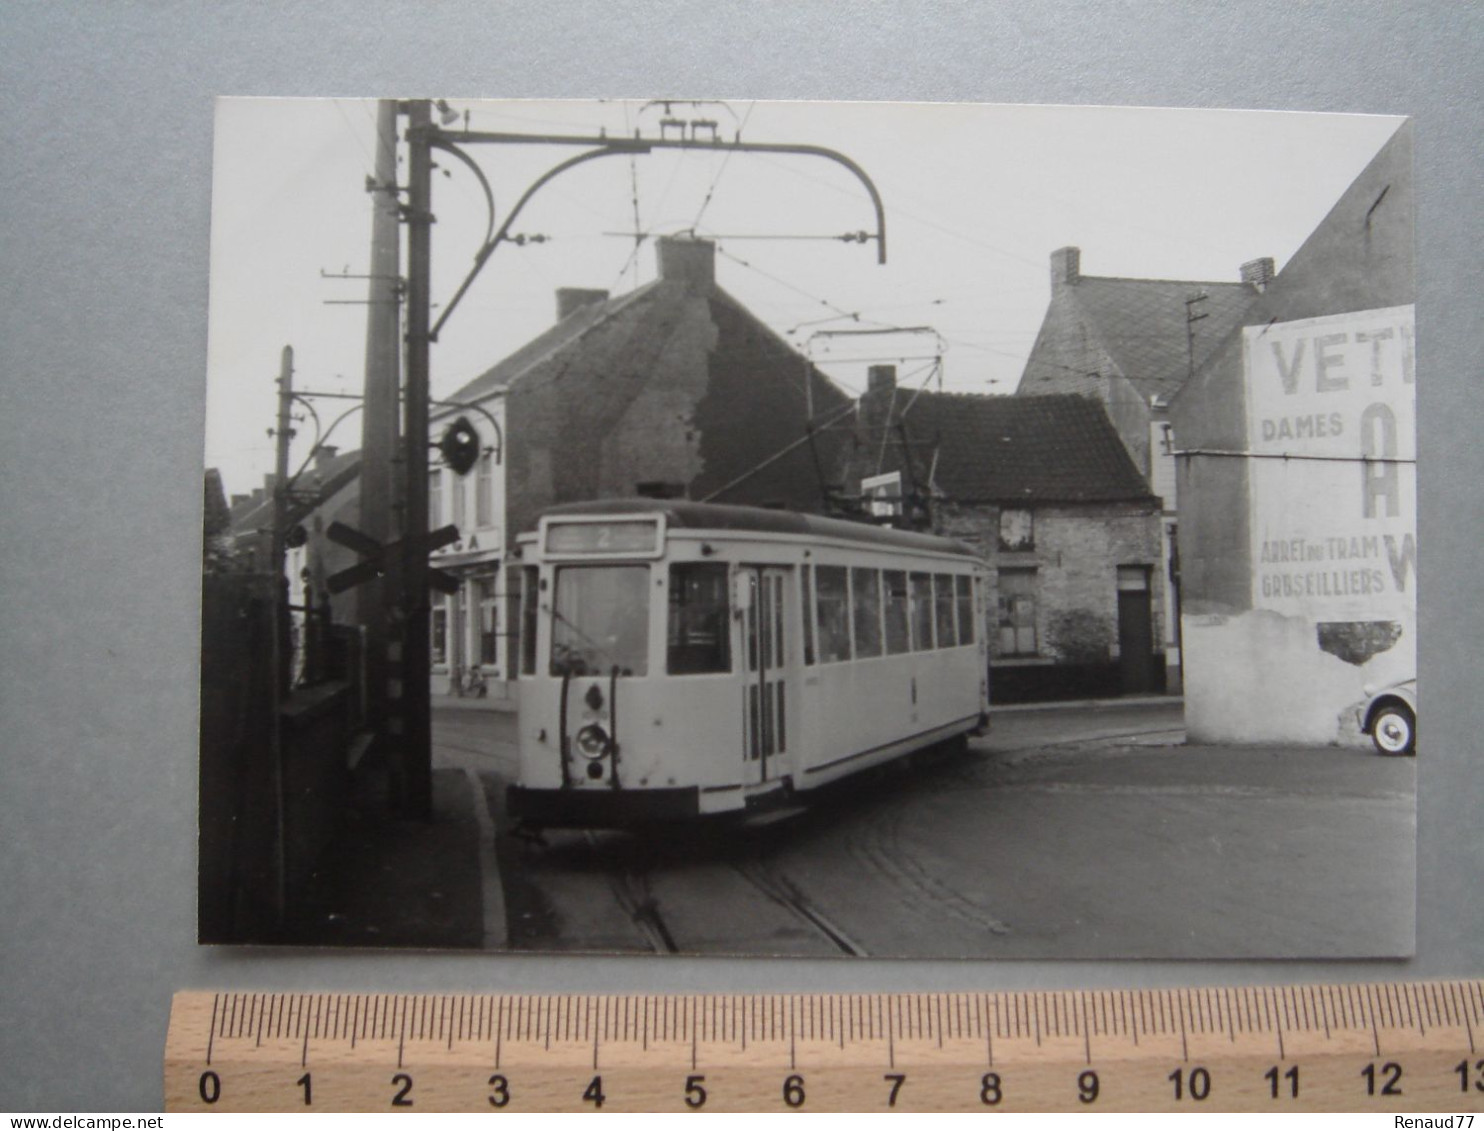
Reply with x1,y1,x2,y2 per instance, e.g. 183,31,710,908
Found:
1358,679,1417,756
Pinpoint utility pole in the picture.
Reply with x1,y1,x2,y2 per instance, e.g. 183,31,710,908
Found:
357,98,402,750
270,344,295,584
396,99,435,821
269,343,294,923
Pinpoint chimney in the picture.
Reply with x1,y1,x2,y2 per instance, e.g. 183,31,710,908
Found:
867,364,897,395
314,444,339,470
1051,246,1081,290
1241,256,1275,292
556,287,609,321
656,236,716,291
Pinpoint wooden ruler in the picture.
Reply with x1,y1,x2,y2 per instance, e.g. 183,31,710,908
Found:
166,981,1484,1112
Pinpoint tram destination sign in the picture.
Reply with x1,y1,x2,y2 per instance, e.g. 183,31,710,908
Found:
543,517,662,557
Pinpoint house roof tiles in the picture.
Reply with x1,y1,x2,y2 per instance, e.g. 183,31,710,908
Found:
1066,276,1256,399
887,390,1155,504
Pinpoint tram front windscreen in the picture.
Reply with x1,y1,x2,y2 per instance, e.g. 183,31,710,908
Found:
550,565,650,677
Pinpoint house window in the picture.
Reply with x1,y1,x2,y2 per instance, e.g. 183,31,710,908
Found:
431,591,449,666
998,508,1034,551
816,565,851,663
428,469,444,528
997,568,1038,656
862,471,902,519
477,575,498,667
1118,565,1151,592
451,471,468,530
476,451,494,528
851,568,883,658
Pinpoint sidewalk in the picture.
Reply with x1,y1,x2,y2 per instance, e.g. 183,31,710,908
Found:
432,691,518,713
281,759,495,950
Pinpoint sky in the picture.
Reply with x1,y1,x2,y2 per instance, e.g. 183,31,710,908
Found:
204,98,1404,498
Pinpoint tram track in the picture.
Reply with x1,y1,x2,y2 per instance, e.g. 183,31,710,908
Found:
582,832,867,956
584,832,679,954
559,723,1184,957
731,859,869,957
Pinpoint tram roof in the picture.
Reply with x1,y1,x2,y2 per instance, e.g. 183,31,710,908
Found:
537,499,983,560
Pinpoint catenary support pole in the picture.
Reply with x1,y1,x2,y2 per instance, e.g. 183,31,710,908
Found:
270,344,294,920
357,98,401,750
398,100,434,821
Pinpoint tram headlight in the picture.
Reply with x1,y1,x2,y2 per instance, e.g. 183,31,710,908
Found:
575,724,610,760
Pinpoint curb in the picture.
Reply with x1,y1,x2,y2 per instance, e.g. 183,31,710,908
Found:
993,695,1184,714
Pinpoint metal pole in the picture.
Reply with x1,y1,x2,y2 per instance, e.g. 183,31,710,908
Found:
357,98,401,744
399,100,434,821
271,345,295,579
269,344,294,924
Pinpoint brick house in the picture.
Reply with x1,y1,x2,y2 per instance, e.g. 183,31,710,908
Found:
839,366,1166,701
1016,248,1272,688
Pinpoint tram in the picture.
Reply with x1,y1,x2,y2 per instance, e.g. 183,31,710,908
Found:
505,499,989,828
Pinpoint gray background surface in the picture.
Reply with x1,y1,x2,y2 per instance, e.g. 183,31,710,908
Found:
1,1,1479,1111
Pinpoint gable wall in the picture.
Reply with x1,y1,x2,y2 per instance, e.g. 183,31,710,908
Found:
1172,122,1415,745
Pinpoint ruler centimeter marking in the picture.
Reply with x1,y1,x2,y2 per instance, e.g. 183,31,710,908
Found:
167,982,1484,1113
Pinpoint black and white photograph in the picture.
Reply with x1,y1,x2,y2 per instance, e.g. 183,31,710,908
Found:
200,97,1416,959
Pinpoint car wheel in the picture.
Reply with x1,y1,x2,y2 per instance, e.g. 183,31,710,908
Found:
1370,703,1416,756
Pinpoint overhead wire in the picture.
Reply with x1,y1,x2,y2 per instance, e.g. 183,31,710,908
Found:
331,99,378,181
713,244,888,328
622,101,643,292
359,99,398,167
690,101,757,230
607,147,688,292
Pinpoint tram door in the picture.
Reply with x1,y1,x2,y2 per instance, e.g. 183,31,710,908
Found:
741,567,789,783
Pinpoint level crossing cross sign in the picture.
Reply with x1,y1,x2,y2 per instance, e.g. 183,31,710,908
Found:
324,520,462,595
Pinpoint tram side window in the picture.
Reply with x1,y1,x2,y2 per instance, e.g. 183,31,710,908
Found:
955,574,975,645
668,562,731,675
816,565,852,663
801,564,815,665
934,573,956,649
883,570,910,654
909,572,934,651
851,567,883,657
519,566,539,675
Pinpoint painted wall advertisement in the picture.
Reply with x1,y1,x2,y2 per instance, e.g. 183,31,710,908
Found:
1244,304,1415,622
